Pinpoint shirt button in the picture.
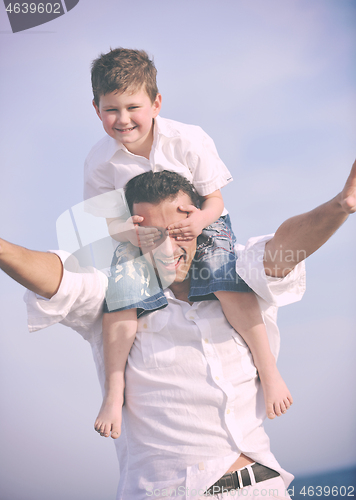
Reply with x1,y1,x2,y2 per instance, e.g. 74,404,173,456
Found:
204,338,209,343
189,316,195,320
226,409,231,414
215,376,219,381
143,323,148,329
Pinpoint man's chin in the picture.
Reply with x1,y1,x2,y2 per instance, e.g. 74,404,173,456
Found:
155,263,189,288
154,265,177,288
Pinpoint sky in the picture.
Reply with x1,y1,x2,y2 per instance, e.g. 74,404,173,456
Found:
0,1,355,499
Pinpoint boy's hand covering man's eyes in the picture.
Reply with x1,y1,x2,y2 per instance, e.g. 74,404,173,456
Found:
167,206,205,241
124,216,162,247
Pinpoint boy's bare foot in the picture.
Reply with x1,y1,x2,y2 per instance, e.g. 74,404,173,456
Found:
94,395,123,439
259,365,293,419
339,159,356,214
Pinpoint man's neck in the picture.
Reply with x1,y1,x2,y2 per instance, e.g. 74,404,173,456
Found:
168,278,191,304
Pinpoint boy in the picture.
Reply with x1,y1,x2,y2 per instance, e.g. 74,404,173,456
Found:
84,48,292,439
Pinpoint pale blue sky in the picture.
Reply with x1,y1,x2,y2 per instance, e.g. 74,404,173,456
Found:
0,1,355,499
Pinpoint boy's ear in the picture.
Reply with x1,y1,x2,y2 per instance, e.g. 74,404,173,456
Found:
92,99,102,121
152,94,162,118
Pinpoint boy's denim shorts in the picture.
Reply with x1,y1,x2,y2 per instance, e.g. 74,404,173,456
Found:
104,214,252,317
103,243,169,317
188,214,252,301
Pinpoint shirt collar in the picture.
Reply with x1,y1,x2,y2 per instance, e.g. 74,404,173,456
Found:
164,287,176,300
164,276,194,303
105,136,124,162
154,115,177,139
105,115,176,162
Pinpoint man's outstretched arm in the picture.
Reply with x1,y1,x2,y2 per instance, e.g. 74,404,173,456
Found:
0,239,63,299
264,160,356,277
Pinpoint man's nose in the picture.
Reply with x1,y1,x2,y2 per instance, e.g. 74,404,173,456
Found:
156,233,175,256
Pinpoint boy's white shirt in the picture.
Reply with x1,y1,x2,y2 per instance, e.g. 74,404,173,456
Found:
83,115,233,218
24,236,306,499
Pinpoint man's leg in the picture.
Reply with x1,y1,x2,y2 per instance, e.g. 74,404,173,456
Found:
0,238,63,299
264,160,356,277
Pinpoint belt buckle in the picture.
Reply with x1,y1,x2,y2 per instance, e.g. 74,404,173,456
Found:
220,471,236,490
219,470,241,492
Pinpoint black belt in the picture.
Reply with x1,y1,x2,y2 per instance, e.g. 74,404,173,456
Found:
206,463,280,495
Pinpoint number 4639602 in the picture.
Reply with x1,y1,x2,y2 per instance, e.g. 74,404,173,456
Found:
299,485,354,497
5,3,61,14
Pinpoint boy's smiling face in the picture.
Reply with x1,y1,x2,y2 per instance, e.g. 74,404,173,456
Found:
93,87,161,158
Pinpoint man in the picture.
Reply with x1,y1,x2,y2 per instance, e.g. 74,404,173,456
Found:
0,163,355,499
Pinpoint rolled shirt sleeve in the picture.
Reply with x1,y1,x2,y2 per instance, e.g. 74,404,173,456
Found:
24,250,107,342
235,234,306,307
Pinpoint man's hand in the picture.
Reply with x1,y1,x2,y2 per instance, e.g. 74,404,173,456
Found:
338,158,356,214
264,159,356,277
167,205,207,241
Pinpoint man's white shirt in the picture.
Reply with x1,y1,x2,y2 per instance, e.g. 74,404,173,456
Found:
24,236,306,500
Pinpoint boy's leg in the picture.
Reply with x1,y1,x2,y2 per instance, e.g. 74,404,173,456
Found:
215,290,292,419
95,308,137,439
0,238,63,298
264,159,356,277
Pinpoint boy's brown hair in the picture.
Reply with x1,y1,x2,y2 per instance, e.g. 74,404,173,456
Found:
91,48,159,106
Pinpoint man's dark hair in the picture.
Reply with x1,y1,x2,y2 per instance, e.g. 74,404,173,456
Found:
91,48,159,107
124,171,200,215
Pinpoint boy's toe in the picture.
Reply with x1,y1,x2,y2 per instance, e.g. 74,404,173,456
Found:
111,422,121,439
267,402,276,419
274,404,282,417
102,424,110,437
